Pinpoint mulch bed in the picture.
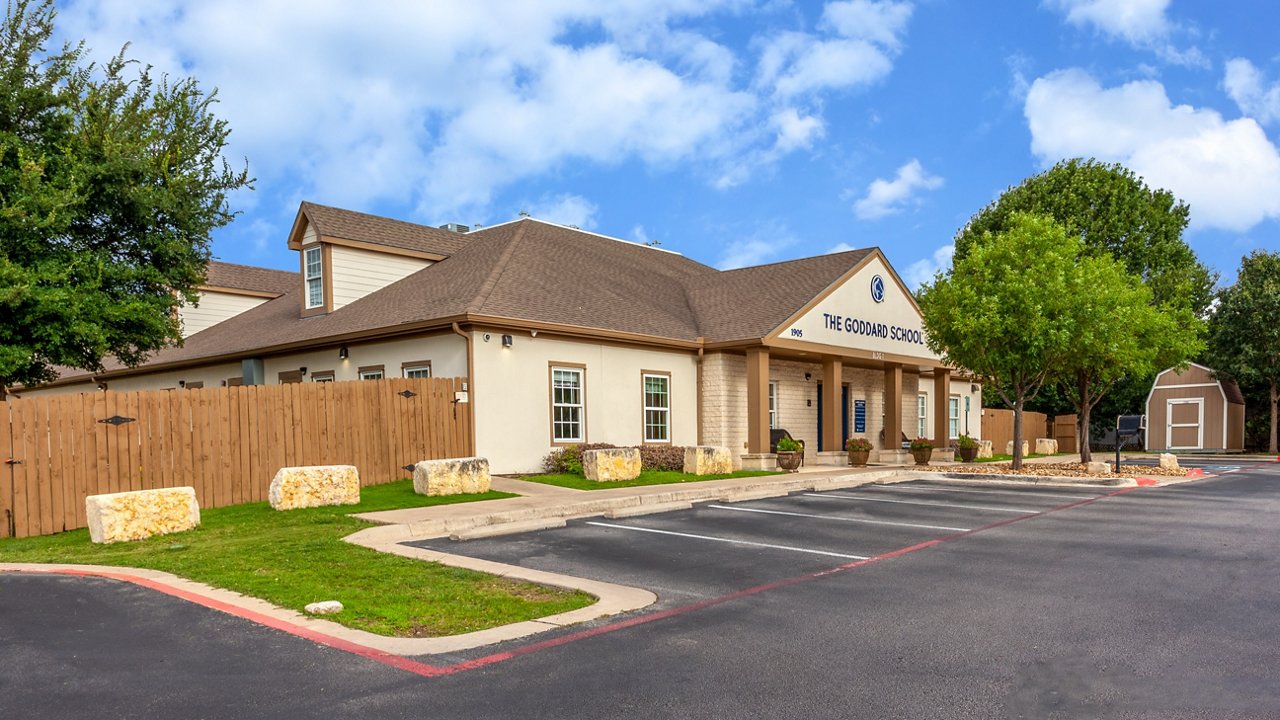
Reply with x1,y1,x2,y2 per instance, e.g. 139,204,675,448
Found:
915,462,1186,478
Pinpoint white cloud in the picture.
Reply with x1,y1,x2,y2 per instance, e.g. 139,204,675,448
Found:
53,0,916,225
1024,68,1280,232
904,244,954,288
523,193,599,230
852,159,944,220
716,221,797,270
826,242,858,254
1225,58,1280,125
1044,0,1204,67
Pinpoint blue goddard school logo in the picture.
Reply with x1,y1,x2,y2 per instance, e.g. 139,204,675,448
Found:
870,275,885,303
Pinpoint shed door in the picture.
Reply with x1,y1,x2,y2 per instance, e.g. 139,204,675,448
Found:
1166,398,1203,450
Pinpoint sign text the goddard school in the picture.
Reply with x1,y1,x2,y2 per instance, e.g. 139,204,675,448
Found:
821,313,925,345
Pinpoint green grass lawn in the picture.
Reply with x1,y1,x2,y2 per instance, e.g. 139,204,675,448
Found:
0,480,592,638
519,469,781,490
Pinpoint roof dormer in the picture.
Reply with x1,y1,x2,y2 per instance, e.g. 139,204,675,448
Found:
286,202,466,315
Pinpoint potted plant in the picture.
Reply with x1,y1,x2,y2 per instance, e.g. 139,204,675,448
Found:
846,437,873,466
955,434,979,463
909,437,933,466
776,437,803,472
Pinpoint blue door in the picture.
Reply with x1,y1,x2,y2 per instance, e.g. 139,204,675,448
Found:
816,384,851,452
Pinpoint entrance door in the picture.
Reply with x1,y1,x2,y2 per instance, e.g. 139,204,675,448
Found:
1166,398,1203,450
816,384,850,452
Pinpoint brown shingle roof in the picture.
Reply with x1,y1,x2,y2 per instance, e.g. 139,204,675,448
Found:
53,212,882,380
300,202,469,256
204,261,297,295
1222,379,1246,405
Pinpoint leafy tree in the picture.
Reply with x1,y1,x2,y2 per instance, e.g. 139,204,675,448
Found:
956,159,1210,457
919,213,1083,469
1207,251,1280,453
0,0,250,390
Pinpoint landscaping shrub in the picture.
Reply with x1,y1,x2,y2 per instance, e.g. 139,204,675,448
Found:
541,443,617,475
639,444,685,471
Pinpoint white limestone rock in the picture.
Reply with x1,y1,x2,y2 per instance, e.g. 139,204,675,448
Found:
1085,461,1112,475
85,487,200,544
269,465,360,511
683,446,734,476
1159,453,1180,471
413,457,491,496
1006,441,1030,457
304,600,344,615
976,440,994,459
1035,438,1059,455
582,448,641,482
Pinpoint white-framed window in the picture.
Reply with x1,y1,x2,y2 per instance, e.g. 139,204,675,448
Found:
304,246,324,309
643,373,670,443
949,395,961,439
311,372,335,383
551,366,584,442
768,382,778,429
917,394,928,438
403,365,431,379
359,365,384,381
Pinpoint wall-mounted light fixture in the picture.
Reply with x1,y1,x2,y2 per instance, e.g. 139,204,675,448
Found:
178,380,186,388
338,347,349,360
806,399,812,407
804,372,812,382
501,334,513,348
299,366,308,375
530,330,538,338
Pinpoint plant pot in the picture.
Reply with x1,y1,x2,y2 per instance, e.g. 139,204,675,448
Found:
910,448,932,466
958,446,978,463
776,451,803,472
847,449,870,467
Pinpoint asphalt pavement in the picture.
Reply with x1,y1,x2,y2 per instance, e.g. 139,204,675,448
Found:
4,464,1279,719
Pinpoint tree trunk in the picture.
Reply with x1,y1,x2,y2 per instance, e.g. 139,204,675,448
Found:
1078,373,1092,463
1271,379,1278,455
1012,396,1025,471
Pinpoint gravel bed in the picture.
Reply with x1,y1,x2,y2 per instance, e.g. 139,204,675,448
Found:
915,462,1186,478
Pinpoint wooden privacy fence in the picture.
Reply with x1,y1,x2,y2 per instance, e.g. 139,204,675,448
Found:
0,378,471,539
980,408,1049,454
1052,413,1078,454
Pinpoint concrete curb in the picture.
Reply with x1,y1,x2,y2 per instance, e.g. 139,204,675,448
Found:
927,472,1134,487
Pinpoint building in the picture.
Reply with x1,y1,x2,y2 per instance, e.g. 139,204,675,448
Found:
21,203,981,473
1145,363,1245,453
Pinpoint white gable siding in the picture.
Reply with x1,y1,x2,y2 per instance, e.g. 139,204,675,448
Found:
329,245,431,310
179,291,268,338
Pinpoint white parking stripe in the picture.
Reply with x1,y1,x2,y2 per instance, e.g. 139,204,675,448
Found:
583,521,869,560
872,484,1097,501
802,493,1040,514
706,504,970,532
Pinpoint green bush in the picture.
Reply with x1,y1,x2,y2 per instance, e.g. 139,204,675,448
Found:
639,444,685,471
541,443,617,475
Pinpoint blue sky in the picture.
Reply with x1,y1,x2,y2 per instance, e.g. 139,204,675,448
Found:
56,0,1280,286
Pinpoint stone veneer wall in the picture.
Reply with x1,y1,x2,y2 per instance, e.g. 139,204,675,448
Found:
700,351,922,461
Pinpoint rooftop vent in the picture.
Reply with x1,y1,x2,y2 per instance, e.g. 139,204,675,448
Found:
439,223,470,234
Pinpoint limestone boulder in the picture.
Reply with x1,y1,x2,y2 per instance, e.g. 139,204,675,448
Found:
583,448,641,482
1085,461,1112,475
1006,441,1030,457
269,465,360,510
1159,453,1180,471
305,600,344,615
976,440,994,459
683,446,734,476
85,487,200,544
1035,438,1059,455
414,457,491,496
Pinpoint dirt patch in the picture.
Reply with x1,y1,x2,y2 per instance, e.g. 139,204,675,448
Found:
917,462,1186,478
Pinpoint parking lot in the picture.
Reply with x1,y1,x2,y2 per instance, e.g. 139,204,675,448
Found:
411,479,1124,613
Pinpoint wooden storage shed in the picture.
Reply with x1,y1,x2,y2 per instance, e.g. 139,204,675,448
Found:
1145,363,1245,452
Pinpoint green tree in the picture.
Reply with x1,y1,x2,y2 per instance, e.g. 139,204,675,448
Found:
1207,251,1280,453
956,159,1210,456
0,0,251,390
919,213,1082,470
1059,257,1203,461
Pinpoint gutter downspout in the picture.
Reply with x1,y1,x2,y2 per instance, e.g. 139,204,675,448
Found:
696,338,705,445
452,322,477,455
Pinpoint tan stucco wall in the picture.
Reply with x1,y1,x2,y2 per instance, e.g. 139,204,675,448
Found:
915,378,983,441
263,333,466,383
328,245,431,311
470,331,699,474
179,290,269,338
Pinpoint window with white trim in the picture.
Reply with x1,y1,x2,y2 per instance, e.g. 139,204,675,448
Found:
359,368,384,381
311,372,334,383
304,246,324,309
643,374,670,442
949,395,960,439
917,394,928,438
768,382,778,429
403,365,431,379
552,367,584,442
